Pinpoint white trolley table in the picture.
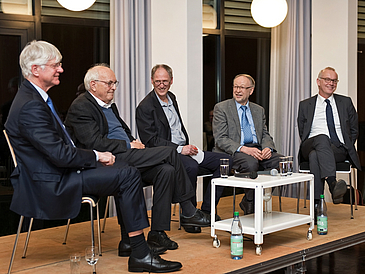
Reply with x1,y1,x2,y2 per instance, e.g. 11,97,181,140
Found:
211,173,314,255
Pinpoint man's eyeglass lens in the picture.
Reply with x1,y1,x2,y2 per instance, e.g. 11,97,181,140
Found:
320,78,339,84
233,85,252,91
95,80,119,88
154,80,170,85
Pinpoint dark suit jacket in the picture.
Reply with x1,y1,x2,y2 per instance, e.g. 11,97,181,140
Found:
212,98,276,156
65,91,135,154
5,80,96,220
136,90,189,148
297,94,361,170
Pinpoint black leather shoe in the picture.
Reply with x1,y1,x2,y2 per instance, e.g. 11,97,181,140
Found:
180,209,210,227
201,210,221,221
128,251,182,273
118,241,167,257
314,202,318,225
330,179,347,204
239,196,254,215
147,231,179,250
182,225,201,233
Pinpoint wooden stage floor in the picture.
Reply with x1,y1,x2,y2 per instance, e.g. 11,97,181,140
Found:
1,195,365,274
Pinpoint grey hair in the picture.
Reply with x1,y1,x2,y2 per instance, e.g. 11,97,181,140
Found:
151,64,173,79
19,40,62,78
233,74,256,88
318,67,337,79
84,63,110,91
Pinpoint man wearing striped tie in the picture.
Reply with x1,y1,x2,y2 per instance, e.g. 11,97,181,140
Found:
213,74,282,215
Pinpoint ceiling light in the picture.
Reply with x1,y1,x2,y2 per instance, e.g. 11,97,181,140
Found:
251,0,288,28
57,0,96,12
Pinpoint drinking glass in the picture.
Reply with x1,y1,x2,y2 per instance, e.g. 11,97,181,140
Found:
287,156,293,175
85,246,99,274
220,158,229,178
70,253,81,274
279,156,288,176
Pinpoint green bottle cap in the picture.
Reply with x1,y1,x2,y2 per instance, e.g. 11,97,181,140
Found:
234,211,239,217
320,194,324,198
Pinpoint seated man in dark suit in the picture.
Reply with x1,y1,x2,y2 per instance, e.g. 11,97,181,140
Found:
65,64,210,250
5,40,181,273
212,74,282,215
136,64,233,233
297,67,361,212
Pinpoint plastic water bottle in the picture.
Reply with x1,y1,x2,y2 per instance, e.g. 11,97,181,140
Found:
231,211,243,259
317,194,328,235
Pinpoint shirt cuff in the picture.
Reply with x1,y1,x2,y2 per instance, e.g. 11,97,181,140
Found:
177,145,183,154
93,150,99,161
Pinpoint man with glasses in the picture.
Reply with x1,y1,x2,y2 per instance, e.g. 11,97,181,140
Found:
65,64,210,254
136,64,232,233
297,67,360,212
212,74,281,215
5,41,182,272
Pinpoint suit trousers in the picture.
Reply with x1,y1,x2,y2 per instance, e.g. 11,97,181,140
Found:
179,151,232,212
116,146,195,231
301,134,347,199
81,161,149,233
232,149,282,201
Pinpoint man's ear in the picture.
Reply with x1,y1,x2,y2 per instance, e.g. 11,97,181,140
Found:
31,64,40,77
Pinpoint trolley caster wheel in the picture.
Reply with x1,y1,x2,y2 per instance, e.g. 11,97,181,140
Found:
213,236,221,248
255,245,262,255
307,230,313,240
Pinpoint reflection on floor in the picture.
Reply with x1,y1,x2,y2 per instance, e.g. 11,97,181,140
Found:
270,242,365,274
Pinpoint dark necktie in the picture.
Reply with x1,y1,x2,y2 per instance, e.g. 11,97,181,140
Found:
240,105,253,144
325,99,341,147
46,97,74,146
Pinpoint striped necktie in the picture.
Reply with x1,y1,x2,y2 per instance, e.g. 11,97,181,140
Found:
325,99,341,147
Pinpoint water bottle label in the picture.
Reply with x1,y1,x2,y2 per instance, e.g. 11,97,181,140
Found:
317,216,328,232
231,235,243,256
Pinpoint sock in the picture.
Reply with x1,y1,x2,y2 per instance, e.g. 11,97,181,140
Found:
326,176,336,185
180,200,197,217
129,233,150,259
120,222,130,244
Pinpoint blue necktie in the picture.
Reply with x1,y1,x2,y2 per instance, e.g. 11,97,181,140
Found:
325,99,341,147
46,97,74,146
240,105,253,145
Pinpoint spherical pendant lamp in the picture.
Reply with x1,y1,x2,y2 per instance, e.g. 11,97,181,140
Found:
251,0,288,28
57,0,96,11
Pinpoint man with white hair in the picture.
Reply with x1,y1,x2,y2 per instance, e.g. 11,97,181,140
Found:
5,40,182,273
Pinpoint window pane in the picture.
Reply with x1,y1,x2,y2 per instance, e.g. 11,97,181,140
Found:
0,0,32,15
203,0,218,29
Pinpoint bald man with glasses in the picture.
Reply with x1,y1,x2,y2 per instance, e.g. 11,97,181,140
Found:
297,67,361,214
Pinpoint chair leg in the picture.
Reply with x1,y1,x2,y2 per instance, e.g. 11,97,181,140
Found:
352,169,358,211
63,219,71,244
178,204,181,230
22,217,33,258
102,196,110,233
96,203,102,255
8,216,24,274
349,172,354,219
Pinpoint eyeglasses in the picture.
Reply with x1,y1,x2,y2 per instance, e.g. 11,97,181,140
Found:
154,80,170,86
94,80,119,88
319,77,339,84
45,62,62,69
233,85,253,91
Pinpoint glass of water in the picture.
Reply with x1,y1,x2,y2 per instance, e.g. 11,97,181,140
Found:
287,156,293,175
85,246,99,274
220,158,229,178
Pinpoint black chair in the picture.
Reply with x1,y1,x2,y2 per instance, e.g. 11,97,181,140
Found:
299,161,356,219
3,130,101,274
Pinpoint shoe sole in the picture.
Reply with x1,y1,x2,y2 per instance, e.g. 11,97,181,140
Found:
182,226,202,233
180,222,210,227
332,180,347,202
128,265,182,273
